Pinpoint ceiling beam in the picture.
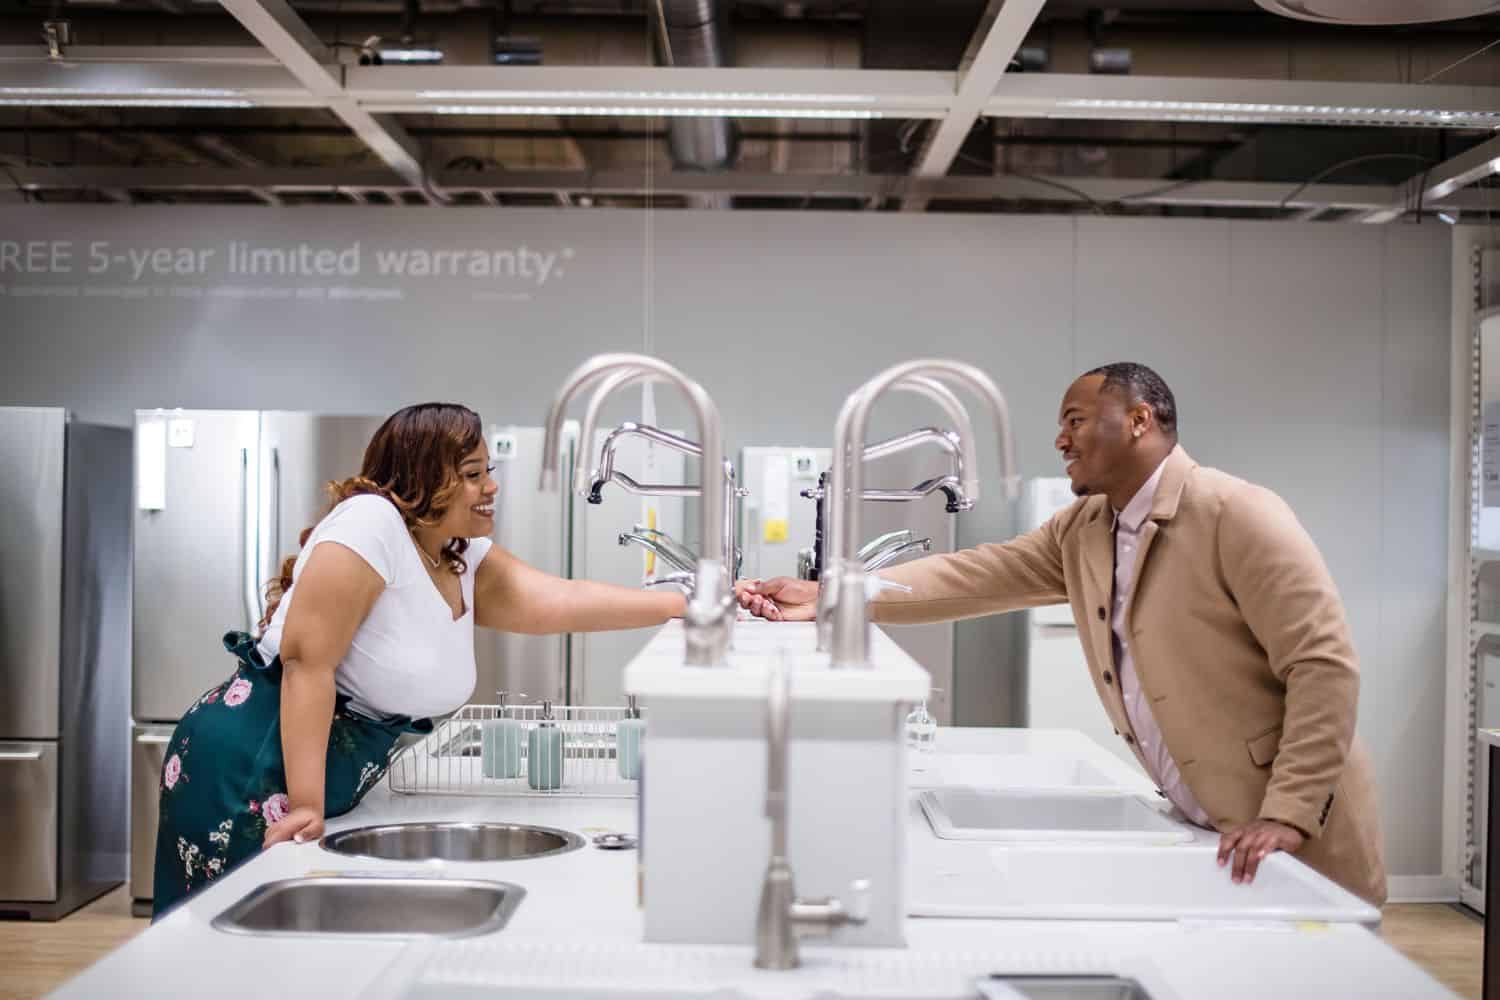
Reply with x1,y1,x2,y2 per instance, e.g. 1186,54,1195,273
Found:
905,0,1048,212
1397,133,1500,205
9,166,1494,215
1352,134,1500,221
216,0,430,191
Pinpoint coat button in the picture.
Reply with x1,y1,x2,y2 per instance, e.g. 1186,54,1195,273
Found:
1102,671,1113,685
1124,734,1135,745
1097,606,1106,621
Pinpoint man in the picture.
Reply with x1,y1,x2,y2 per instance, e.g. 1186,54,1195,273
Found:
741,362,1386,906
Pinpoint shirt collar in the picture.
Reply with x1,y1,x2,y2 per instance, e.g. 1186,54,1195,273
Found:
1112,456,1170,534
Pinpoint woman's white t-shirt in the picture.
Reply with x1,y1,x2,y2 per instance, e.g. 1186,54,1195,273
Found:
257,493,493,720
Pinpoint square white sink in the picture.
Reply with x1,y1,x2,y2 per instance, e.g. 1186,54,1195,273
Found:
920,788,1193,844
910,754,1121,791
908,844,1380,924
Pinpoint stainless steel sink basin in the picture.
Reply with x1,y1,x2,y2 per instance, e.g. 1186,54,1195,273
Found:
320,822,586,863
212,876,522,937
981,975,1153,999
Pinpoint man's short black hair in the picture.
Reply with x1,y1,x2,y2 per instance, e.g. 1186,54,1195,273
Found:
1083,362,1178,437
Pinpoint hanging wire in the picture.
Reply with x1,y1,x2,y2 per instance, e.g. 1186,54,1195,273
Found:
1277,152,1435,213
952,149,1107,215
1420,35,1500,84
642,9,655,359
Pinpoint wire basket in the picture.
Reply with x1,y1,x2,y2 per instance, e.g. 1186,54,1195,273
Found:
386,703,641,798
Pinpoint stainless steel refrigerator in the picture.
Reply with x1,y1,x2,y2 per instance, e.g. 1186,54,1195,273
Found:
0,407,131,920
738,444,958,723
129,411,576,913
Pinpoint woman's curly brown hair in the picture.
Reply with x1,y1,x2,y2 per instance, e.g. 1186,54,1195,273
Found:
258,403,484,632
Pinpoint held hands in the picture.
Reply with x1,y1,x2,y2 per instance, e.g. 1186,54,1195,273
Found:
1216,818,1305,885
737,577,819,622
263,805,325,848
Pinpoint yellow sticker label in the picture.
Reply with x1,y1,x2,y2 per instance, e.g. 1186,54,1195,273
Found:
644,507,657,576
763,518,789,543
1295,920,1330,933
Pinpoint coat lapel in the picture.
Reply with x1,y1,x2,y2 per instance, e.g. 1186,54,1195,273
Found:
1124,445,1196,637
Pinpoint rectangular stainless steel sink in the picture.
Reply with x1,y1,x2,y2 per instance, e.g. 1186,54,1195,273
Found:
920,788,1193,844
911,754,1120,790
212,876,523,937
980,975,1153,999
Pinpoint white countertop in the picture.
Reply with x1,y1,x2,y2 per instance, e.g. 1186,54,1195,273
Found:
1478,728,1500,750
49,727,1454,999
624,619,931,701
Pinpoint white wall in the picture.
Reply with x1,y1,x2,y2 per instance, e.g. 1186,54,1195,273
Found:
0,207,1451,881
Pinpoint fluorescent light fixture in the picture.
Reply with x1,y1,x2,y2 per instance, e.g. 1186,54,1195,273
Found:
1048,98,1500,127
416,89,879,104
0,97,254,108
0,86,244,97
378,48,443,65
424,103,885,119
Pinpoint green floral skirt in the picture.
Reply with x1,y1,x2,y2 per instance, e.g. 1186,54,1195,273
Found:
152,632,432,920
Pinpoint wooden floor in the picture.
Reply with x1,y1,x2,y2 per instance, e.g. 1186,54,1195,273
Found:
0,890,1487,999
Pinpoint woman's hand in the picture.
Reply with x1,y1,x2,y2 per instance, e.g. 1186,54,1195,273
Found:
263,806,325,847
738,578,818,621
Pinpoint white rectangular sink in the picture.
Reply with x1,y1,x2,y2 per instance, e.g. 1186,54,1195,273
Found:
908,844,1380,925
920,788,1193,844
910,754,1121,791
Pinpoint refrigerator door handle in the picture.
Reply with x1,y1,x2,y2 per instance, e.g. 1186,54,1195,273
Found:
242,447,261,630
134,733,172,745
0,749,45,761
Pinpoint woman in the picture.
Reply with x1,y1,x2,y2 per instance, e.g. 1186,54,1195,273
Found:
153,403,686,917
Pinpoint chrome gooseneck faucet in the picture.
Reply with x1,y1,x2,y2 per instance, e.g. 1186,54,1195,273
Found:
540,354,735,667
576,366,748,585
814,374,981,652
826,360,1019,668
590,422,748,583
753,658,870,970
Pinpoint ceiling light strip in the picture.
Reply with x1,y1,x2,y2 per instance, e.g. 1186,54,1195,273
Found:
0,86,246,98
1039,97,1500,126
0,97,255,108
415,89,881,104
417,104,889,119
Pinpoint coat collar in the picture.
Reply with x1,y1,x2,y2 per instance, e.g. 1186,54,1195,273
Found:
1085,443,1195,525
1149,444,1195,522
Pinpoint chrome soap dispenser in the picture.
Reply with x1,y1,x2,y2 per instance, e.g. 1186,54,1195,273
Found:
617,695,645,780
527,699,566,790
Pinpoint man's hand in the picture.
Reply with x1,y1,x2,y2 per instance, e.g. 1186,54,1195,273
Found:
738,577,819,622
1216,818,1305,885
264,806,325,848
